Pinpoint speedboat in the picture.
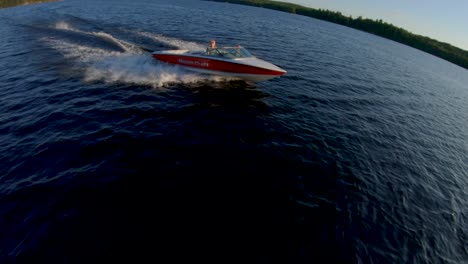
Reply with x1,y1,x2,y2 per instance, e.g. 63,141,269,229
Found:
152,46,286,82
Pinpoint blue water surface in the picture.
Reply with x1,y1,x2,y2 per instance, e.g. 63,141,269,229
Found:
0,0,467,263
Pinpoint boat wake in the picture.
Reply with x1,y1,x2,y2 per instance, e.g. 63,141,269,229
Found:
41,21,234,88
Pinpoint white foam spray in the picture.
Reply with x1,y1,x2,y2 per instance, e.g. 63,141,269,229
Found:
53,21,142,53
54,21,73,30
43,22,230,87
83,54,208,87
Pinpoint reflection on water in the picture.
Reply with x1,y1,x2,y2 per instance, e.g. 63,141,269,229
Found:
0,0,56,9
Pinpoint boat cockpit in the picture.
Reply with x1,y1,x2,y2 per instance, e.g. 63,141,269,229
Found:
204,46,253,59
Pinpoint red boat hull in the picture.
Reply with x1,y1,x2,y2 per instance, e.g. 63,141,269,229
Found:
152,54,285,77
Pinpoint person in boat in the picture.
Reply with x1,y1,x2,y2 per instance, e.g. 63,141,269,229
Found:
235,44,241,56
206,39,218,55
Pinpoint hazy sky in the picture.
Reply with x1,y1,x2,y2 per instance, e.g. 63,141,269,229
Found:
284,0,468,50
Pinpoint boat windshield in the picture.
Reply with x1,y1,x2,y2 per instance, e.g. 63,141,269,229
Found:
205,46,253,58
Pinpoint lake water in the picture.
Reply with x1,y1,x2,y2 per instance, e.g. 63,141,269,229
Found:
0,0,467,263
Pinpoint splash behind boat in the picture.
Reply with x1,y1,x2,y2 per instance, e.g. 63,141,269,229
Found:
152,46,286,82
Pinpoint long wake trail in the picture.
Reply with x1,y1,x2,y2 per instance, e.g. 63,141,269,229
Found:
42,21,228,87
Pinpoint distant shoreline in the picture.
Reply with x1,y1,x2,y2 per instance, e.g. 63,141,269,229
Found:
0,0,57,9
207,0,468,70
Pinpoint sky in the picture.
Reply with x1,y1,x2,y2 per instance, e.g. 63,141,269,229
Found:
283,0,468,51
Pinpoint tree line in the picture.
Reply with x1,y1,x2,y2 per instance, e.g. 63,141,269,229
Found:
0,0,55,9
207,0,468,70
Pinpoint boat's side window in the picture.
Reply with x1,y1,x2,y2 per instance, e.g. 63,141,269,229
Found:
206,48,222,56
205,47,251,58
239,47,252,58
223,48,238,58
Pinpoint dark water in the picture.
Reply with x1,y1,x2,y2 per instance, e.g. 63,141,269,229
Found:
1,0,467,263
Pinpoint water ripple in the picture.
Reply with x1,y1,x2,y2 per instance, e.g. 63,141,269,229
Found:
0,0,467,263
